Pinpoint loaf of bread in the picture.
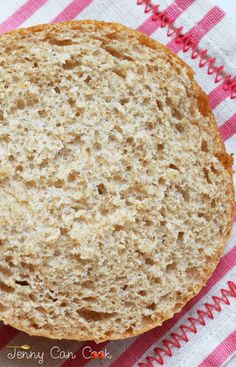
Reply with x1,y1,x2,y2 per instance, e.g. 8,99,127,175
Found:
0,20,234,342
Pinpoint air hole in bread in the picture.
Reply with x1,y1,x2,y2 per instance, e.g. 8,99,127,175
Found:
84,75,91,83
77,308,115,321
30,321,39,329
47,38,76,46
156,99,163,111
138,290,146,296
120,98,129,105
210,164,220,175
60,227,68,236
166,97,183,120
114,224,124,232
0,265,12,276
175,123,185,133
60,302,67,307
67,98,75,107
25,180,37,188
203,167,211,184
39,159,48,168
93,141,102,152
97,183,106,195
169,163,179,171
157,143,164,152
49,295,58,302
176,185,190,202
5,256,14,267
38,109,47,118
147,64,158,73
16,165,23,172
54,179,64,188
145,121,155,130
0,303,7,312
140,160,148,168
54,86,60,94
35,306,46,314
146,303,156,311
85,147,91,154
106,32,120,40
27,153,35,161
20,262,35,271
113,125,123,133
16,99,25,110
124,301,134,308
4,47,13,54
26,94,38,107
81,281,93,289
154,277,161,285
109,133,117,142
75,107,84,118
15,280,30,286
126,137,134,145
144,258,155,266
166,262,177,273
201,140,208,152
113,67,126,79
68,170,78,181
0,134,10,142
101,45,134,61
211,199,216,208
177,232,184,242
144,219,153,226
0,281,14,293
198,213,210,221
62,59,79,70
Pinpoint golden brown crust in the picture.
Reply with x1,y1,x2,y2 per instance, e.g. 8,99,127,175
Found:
0,20,234,342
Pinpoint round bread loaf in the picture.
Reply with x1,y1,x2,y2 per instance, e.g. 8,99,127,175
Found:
0,20,234,342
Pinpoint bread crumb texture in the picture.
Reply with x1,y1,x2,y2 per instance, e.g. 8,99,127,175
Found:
0,20,234,342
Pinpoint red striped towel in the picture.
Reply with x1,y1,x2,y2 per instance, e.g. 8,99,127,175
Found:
0,1,235,366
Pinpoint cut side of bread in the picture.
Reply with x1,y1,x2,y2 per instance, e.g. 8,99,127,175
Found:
0,20,234,342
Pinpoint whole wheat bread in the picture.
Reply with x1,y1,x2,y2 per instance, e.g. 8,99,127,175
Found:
0,20,234,342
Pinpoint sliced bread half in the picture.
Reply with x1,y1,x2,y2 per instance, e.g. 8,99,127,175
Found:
0,20,234,342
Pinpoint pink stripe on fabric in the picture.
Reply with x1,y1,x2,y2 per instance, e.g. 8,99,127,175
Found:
168,6,225,53
137,0,195,36
52,0,94,23
209,78,236,109
220,113,236,141
61,341,108,367
198,330,236,367
109,245,236,367
0,0,48,34
0,325,19,349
